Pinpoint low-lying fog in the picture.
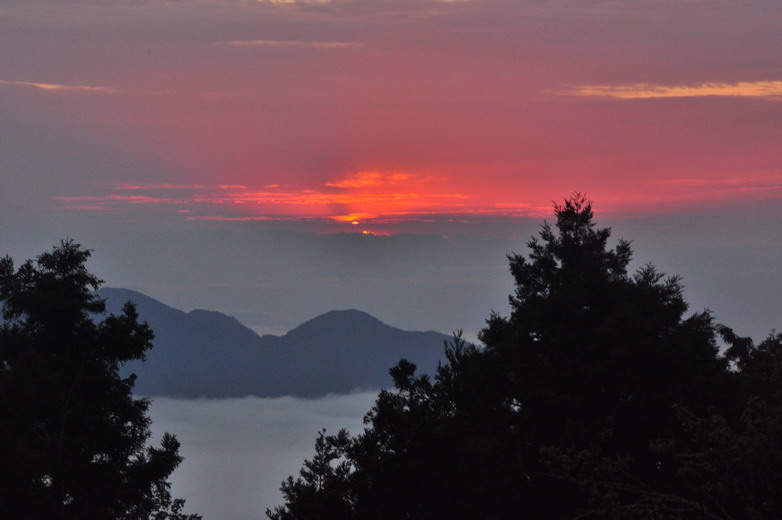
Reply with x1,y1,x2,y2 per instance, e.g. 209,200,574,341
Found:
148,393,379,520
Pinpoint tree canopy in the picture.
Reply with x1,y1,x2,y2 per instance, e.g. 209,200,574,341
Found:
0,241,199,520
268,196,782,520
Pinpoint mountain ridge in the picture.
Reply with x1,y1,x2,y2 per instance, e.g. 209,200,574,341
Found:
98,288,450,398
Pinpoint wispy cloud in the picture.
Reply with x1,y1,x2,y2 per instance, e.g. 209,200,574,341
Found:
655,175,782,195
329,212,378,223
557,81,782,100
195,188,469,208
52,165,578,224
50,169,582,223
245,0,333,4
53,194,187,205
115,183,206,190
185,215,282,222
657,175,782,186
493,202,553,215
326,171,421,189
222,40,362,49
52,178,474,223
0,79,121,93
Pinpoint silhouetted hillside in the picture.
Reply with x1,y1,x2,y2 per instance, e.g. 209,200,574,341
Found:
98,288,450,398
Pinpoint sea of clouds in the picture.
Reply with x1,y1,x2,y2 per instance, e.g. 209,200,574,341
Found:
148,392,379,520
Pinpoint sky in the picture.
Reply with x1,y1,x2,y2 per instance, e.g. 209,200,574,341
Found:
1,0,780,339
2,0,781,226
2,1,781,519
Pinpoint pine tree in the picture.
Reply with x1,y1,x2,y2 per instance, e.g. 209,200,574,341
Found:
270,196,779,519
0,241,199,520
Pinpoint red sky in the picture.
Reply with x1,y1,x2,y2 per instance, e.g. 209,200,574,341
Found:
4,7,781,516
2,0,781,231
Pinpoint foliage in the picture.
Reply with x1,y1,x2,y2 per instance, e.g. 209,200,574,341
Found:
0,240,199,520
269,196,781,519
266,429,355,520
657,331,782,519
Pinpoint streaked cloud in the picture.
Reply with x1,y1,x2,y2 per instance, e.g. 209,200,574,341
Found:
0,79,121,93
247,0,333,4
53,194,188,205
185,215,282,222
558,81,782,100
330,212,378,223
655,175,782,195
326,171,421,189
494,202,553,215
657,177,770,186
51,179,563,224
116,183,207,190
192,188,466,205
222,40,362,49
54,171,467,223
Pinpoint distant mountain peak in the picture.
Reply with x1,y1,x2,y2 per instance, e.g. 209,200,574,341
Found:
97,287,187,318
99,287,160,304
303,309,386,326
285,309,390,338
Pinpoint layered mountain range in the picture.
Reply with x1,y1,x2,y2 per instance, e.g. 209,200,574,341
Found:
99,288,451,398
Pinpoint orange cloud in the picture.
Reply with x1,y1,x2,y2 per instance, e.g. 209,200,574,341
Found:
116,183,206,190
557,81,782,100
330,213,378,223
0,79,120,93
54,172,569,223
52,178,570,222
326,171,422,189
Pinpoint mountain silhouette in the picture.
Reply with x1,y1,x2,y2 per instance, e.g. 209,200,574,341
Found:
98,288,450,398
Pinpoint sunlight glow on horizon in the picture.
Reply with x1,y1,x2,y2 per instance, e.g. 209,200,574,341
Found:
49,167,782,226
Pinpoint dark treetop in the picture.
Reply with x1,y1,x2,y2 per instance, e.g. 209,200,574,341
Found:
0,241,199,520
